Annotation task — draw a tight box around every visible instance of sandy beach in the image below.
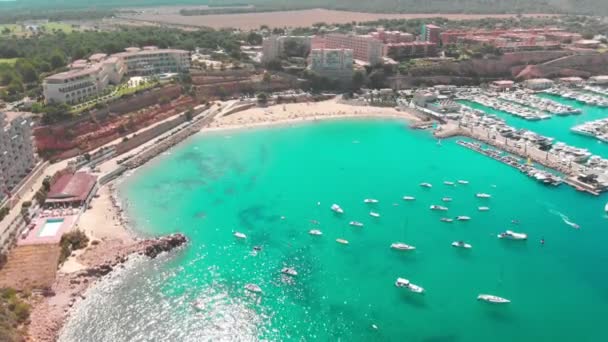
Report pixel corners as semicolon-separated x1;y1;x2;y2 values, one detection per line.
207;98;421;131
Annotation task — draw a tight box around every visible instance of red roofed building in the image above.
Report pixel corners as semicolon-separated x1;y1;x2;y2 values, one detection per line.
46;171;98;207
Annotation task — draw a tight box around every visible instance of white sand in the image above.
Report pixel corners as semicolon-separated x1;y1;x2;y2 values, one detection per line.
207;98;420;131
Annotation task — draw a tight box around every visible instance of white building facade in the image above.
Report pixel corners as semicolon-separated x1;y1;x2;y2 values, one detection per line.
0;112;36;199
309;48;354;83
43;47;190;104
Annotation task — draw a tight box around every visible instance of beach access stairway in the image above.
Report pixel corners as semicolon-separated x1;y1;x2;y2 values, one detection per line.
0;244;60;290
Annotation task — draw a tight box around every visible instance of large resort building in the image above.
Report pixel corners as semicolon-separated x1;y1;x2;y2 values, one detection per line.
0;111;37;201
43;46;190;104
308;48;354;83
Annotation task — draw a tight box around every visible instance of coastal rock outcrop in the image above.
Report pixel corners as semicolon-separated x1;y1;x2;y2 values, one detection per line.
143;233;188;258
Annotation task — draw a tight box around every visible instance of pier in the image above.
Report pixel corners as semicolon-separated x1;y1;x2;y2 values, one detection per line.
456;140;563;186
434;123;606;195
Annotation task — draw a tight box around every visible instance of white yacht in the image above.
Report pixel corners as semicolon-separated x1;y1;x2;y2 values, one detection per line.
478;206;490;211
244;284;262;293
309;229;323;236
364;199;379;203
336;238;349;245
452;241;472;249
395;277;410;288
331;204;344;214
281;267;298;276
407;282;425;294
370;211;380;217
430;205;448;211
458;180;469;185
605;202;608;214
456;216;471;221
442;197;453;202
403;196;416;201
498;230;528;240
440;218;454;223
395;278;424;293
444;181;455;186
420;182;433;188
477;294;510;304
476;193;491;198
349;221;364;227
234;232;247;239
390;242;416;251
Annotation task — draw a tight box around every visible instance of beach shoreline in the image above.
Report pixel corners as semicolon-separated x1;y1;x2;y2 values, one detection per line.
26;99;422;341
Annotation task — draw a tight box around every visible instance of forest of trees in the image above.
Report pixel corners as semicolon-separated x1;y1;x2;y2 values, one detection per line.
0;27;242;102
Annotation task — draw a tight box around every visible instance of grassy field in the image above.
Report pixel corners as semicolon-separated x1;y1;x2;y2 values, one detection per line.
0;22;75;36
0;58;18;66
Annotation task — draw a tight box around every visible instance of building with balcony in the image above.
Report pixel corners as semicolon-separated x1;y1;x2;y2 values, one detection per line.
308;48;354;83
371;28;414;44
43;47;190;104
0;111;36;201
421;24;441;44
322;33;384;65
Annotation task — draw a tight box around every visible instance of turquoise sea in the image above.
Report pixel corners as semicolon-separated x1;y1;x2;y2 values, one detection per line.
60;114;608;341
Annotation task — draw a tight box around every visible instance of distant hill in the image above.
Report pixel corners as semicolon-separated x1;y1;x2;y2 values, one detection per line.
0;0;606;15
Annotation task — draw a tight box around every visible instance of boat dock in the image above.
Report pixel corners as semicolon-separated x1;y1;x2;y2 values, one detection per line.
457;140;563;186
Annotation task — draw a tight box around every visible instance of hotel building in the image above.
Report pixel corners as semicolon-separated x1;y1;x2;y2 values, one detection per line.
0;111;36;200
308;48;354;83
322;33;384;65
43;47;190;104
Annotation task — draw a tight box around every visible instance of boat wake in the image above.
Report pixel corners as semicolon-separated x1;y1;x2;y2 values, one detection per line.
549;209;580;229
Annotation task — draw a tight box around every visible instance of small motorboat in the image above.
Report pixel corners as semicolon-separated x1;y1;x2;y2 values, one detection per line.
403;196;416;201
498;230;528;240
281;267;298;276
442;197;453;202
440;218;454;223
476;193;491;198
364;199;379;203
331;204;344;214
456;216;471;221
370;211;380;217
234;232;247;239
430;205;448;211
336;238;349;245
605;202;608;214
390;242;416;251
444;181;455;186
420;182;432;188
478;206;490;211
395;277;410;288
458;180;469;185
451;241;472;249
309;229;323;236
407;283;425;294
244;284;262;293
477;294;510;304
349;221;364;227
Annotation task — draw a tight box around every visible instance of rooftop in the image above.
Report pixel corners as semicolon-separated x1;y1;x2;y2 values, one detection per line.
47;172;97;204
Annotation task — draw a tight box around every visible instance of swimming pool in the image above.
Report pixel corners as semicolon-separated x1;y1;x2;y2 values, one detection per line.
38;218;64;237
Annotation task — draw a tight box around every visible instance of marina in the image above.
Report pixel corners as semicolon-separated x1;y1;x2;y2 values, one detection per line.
544;87;608;107
571;118;608;143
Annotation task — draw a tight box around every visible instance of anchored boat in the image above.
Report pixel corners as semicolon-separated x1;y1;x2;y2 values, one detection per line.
477;294;510;304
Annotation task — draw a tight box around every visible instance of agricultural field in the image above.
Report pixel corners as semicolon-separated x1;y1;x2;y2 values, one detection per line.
117;8;558;30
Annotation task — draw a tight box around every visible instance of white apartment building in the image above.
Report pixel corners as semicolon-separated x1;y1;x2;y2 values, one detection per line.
309;48;354;83
0;111;36;199
43;46;190;104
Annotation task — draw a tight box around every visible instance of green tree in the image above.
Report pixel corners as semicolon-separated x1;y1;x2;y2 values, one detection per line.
256;92;268;105
49;52;66;69
352;71;365;90
15;59;38;83
246;32;263;45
